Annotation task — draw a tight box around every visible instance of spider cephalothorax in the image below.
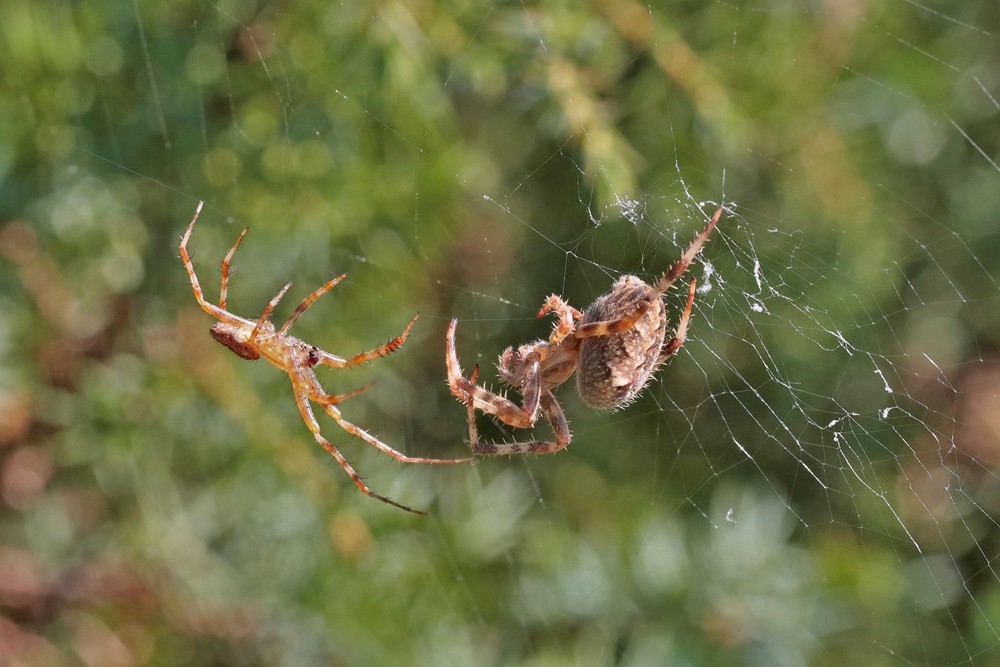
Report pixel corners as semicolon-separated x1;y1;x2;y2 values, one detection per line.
180;202;470;514
447;205;723;455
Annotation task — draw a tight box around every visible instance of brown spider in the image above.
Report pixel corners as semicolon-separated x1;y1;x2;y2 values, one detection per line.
447;206;724;455
180;202;471;515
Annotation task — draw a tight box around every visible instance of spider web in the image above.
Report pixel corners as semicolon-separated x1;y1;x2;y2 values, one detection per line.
1;1;999;665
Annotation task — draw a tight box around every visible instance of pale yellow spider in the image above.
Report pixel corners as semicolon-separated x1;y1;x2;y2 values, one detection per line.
180;202;470;515
447;206;723;455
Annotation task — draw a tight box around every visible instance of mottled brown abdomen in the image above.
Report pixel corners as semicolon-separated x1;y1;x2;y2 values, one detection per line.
575;275;667;409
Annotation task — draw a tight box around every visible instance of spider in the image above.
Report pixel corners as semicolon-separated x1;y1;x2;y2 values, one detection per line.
446;205;723;455
179;202;471;515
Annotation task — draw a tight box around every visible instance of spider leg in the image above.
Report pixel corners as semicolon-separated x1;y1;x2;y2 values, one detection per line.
219;226;249;309
313;312;421;369
463;365;481;448
653;205;722;295
249;281;293;344
658;278;697;364
178;201;252;327
317;397;472;465
296;364;470;464
537;295;582;345
468;390;571;456
315;381;375;406
290;381;427;515
278;273;348;335
574;299;653;339
446;319;542;429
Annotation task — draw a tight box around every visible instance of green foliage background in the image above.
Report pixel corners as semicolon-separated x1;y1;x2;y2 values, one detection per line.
1;1;998;665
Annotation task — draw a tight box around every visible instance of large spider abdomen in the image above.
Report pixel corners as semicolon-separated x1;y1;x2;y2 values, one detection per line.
576;275;667;410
